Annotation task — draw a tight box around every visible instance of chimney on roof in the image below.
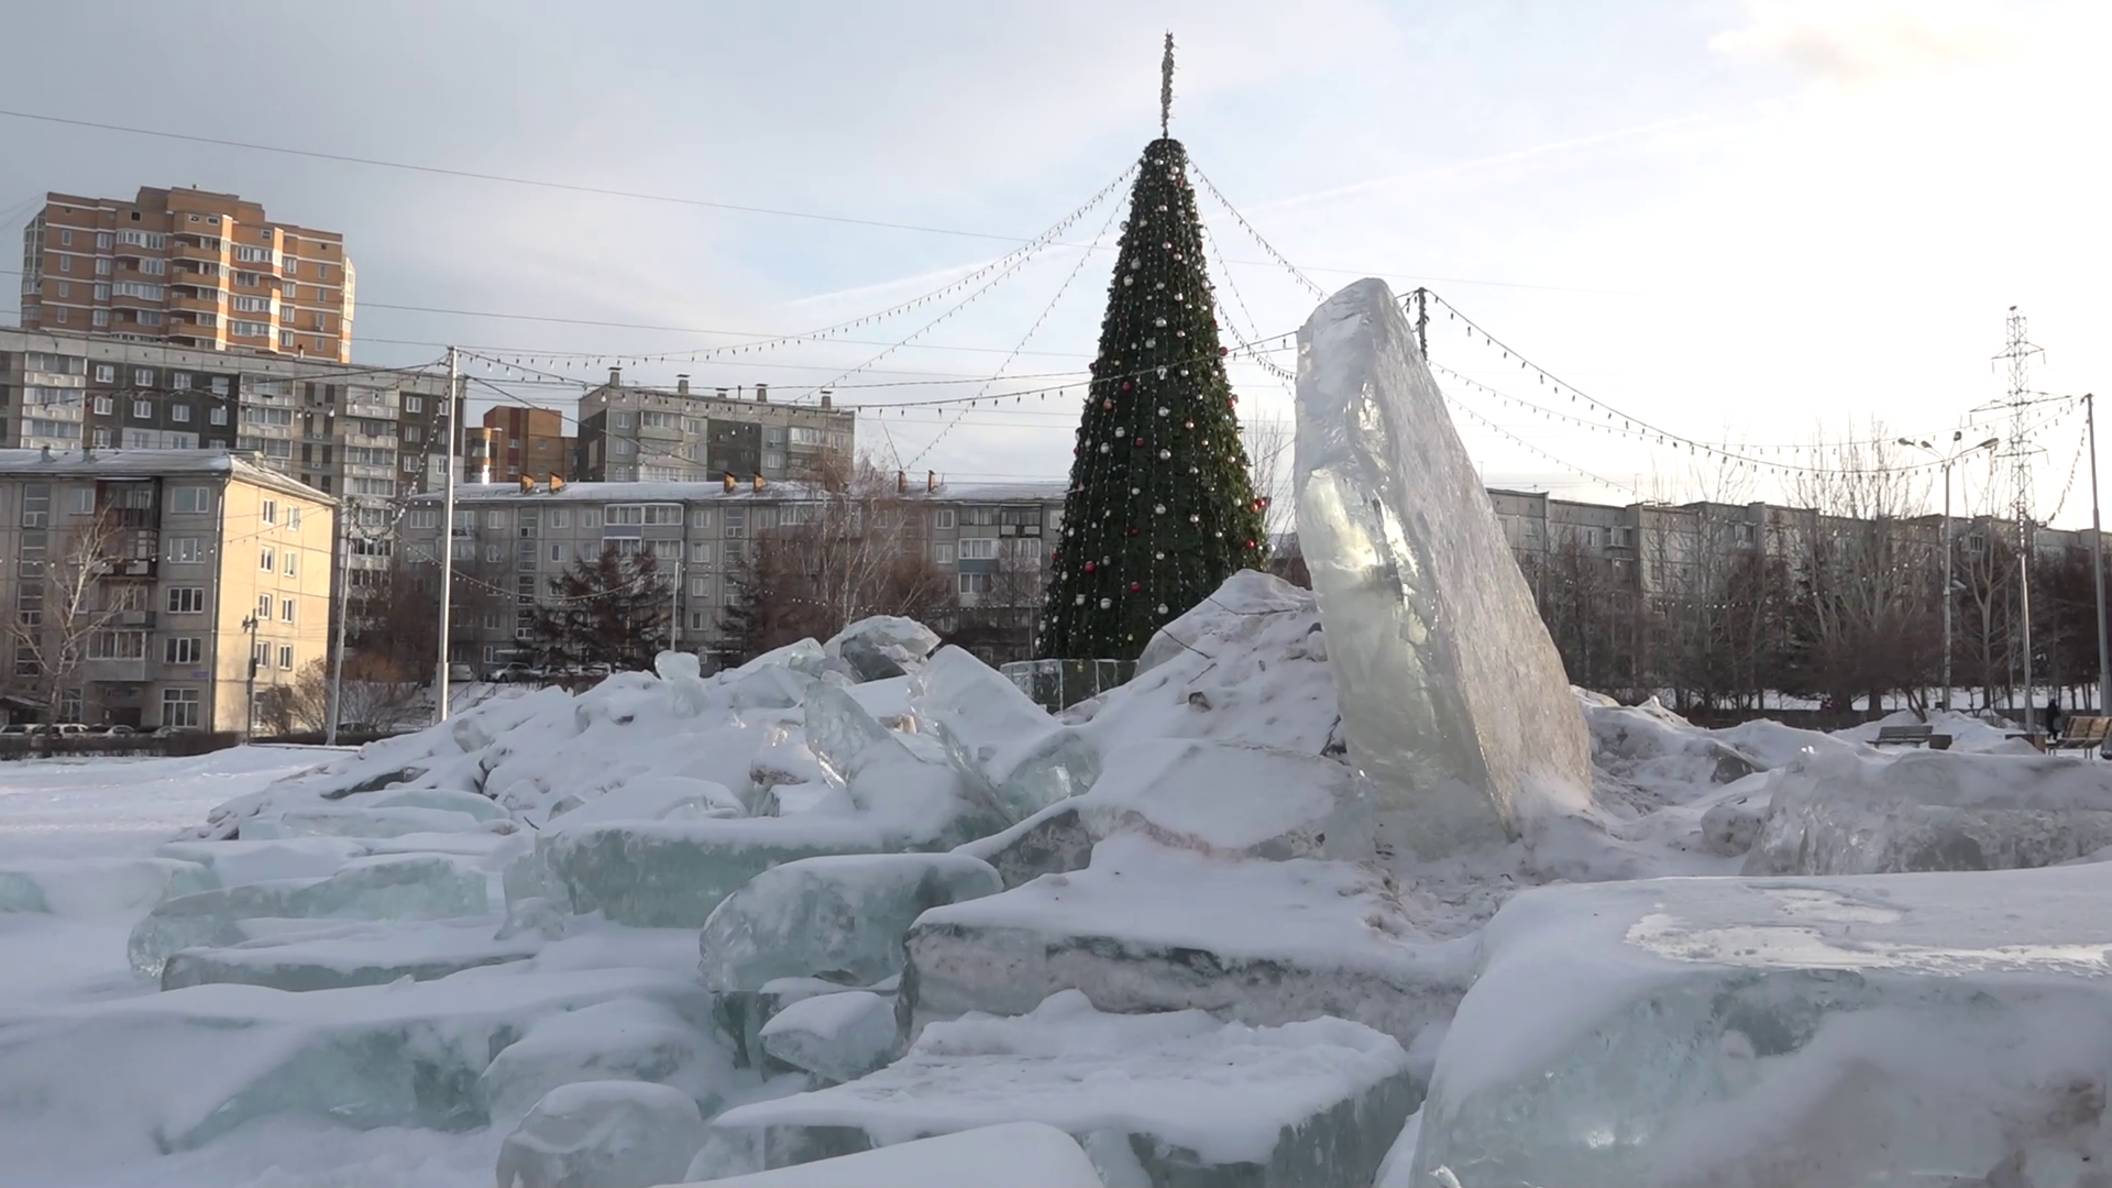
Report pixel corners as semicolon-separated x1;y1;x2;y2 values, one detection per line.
608;366;622;386
819;388;833;409
714;387;728;400
676;374;690;396
518;475;534;494
927;470;937;493
722;472;736;492
549;474;565;493
39;445;52;463
752;473;765;492
897;469;907;494
754;383;769;403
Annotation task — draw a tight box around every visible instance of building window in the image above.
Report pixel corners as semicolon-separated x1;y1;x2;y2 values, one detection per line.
550;509;568;528
165;637;202;665
172;372;191;390
133;368;151;387
171;486;212;514
278;645;294;670
289;506;302;530
259;545;275;571
93;396;114;415
410;510;436;529
257;594;272;620
59;228;72;246
959;538;999;560
958;572;992;595
132;399;152;419
95;364;115;383
172;404;192;424
167;587;206;614
210;406;228;426
283;551;297;577
161;689;201;728
403;395;423;413
934;509;957;530
87;630;146;660
261;499;277;525
935;542;956;564
168;537;203;563
485;510;506;529
280;598;296;622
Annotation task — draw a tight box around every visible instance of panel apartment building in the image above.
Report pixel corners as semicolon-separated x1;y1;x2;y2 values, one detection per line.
576;371;855;483
0;328;456;609
18;187;354;363
402;478;1064;670
0;449;333;731
466;407;574;485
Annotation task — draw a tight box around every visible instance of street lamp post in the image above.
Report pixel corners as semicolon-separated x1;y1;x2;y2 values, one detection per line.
240;612;260;742
1901;434;2000;712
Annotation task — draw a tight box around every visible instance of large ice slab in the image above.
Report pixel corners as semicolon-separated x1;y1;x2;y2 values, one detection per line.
1744;748;2112;875
960;738;1370;887
681;1121;1105;1188
823;615;940;682
128;853;490;978
0;856;215;916
707;990;1416;1187
1294;278;1592;856
1412;864;2112;1186
495;1080;708;1188
160;918;540;991
905;835;1473;1049
757;990;899;1084
911;646;1102;821
0;966;708;1176
699;852;1001;990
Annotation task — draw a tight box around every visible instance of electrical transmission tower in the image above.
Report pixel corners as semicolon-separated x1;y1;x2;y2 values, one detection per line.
1988;306;2046;720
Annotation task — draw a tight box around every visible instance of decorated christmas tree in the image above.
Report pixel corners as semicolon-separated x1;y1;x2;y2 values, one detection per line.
1037;37;1268;662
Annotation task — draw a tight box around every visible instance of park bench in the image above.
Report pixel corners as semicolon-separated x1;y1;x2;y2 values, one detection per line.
2051;715;2112;755
1874;724;1952;750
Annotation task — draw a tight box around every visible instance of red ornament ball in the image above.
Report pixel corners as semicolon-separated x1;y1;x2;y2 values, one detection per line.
1129;581;1142;593
1102;399;1114;411
1218;347;1229;357
1083;561;1096;573
1245;539;1258;550
1120;380;1134;392
1133;436;1144;447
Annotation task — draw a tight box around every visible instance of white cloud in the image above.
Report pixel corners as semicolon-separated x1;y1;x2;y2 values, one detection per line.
1710;0;2018;81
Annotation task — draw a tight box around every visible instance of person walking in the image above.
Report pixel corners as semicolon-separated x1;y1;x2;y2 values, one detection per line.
2044;696;2064;743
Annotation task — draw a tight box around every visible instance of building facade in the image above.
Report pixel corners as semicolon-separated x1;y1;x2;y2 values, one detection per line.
0;328;456;614
481;407;573;485
576;372;854;483
0;449;333;730
401;478;1063;670
19;187;355;363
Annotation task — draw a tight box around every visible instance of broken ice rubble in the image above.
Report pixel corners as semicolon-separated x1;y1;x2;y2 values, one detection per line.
495;1080;707;1188
824;615;939;681
1294;278;1592;856
912;645;1102;820
1744;748;2112;875
707;990;1418;1186
479;995;734;1125
0;856;214;916
159;918;540;991
699;852;1000;990
1412;864;2112;1186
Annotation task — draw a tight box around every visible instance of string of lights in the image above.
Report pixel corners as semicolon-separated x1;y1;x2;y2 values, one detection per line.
1439;390;1641;497
1187;164;1325;299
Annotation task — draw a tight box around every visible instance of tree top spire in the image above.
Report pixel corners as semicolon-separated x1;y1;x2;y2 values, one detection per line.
1160;32;1175;136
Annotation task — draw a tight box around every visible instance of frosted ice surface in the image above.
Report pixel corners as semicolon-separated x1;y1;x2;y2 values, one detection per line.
758;991;899;1084
241;805;489;839
128;853;490;977
801;683;905;786
680;1122;1105;1188
911;646;1101;820
824;616;940;682
0;856;214;916
160;918;540;991
699;852;1001;991
495;1080;707;1188
479;996;733;1125
157;838;370;886
1744;748;2112;875
546;775;742;828
906;835;1473;1049
708;990;1418;1187
1413;864;2112;1186
1294;279;1592;856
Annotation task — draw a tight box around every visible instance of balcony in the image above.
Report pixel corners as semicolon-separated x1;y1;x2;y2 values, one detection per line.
170;288;223;313
171;237;224;264
112;609;157;630
82;656;149;684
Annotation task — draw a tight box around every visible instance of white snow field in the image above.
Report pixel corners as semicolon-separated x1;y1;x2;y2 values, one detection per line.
4;284;2112;1187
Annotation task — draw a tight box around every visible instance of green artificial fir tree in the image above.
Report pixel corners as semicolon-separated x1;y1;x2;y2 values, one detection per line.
1037;35;1269;662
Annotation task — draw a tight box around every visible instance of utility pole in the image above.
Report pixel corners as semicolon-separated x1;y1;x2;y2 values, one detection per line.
2088;393;2110;713
325;501;351;744
436;347;460;723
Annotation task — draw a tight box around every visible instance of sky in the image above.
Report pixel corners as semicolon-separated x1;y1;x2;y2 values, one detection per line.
3;0;2108;524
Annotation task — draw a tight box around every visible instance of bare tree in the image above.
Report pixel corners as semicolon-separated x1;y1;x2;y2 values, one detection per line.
260;656;430;736
722;455;957;659
5;508;133;722
1243;418;1294;549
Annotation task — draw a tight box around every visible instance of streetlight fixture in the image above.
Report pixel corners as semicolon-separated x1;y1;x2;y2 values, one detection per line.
1900;434;2000;711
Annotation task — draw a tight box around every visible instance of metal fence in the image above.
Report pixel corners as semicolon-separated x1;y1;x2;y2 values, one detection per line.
1000;658;1137;712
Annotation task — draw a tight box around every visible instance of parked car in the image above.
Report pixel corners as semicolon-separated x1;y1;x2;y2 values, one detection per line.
447;662;476;683
488;662;533;683
41;724;90;737
87;724;137;736
151;725;197;738
581;662;613;678
0;724;32;737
